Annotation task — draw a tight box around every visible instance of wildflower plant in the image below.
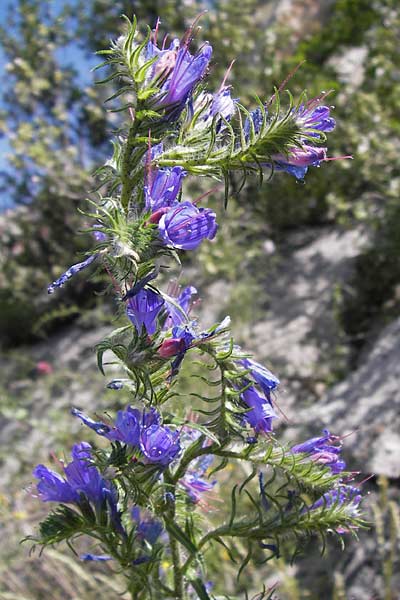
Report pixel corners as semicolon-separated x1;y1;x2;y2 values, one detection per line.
30;16;365;600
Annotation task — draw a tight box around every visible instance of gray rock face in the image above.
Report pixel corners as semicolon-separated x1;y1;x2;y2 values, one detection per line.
246;226;366;408
290;316;400;478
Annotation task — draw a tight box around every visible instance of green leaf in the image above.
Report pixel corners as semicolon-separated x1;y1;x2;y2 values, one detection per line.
189;578;212;600
165;521;198;556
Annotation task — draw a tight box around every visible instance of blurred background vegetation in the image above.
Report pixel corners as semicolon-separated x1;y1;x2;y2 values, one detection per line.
0;0;399;598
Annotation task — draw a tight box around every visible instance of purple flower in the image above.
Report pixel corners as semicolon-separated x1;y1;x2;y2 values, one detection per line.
126;288;165;335
33;442;121;527
241;386;277;434
92;225;108;243
144;166;186;213
210;87;236;121
131;507;163;545
308;485;362;521
291;429;346;474
244;107;264;139
164;285;197;329
140;423;181;466
272;145;327;180
193;87;237;131
33;465;80;504
72;407;180;467
72;406;150;447
148;39;212;112
295;103;336;137
158;201;218;250
48;254;98;294
181;454;216;503
241;358;280;400
80;554;112;561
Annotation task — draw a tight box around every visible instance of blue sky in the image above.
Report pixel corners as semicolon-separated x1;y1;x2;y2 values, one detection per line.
0;0;97;210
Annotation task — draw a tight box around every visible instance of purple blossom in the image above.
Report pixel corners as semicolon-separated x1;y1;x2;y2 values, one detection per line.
295;103;336;137
193;87;237;131
158;201;218;250
92;225;108;243
33;443;121;529
122;270;159;301
241;386;277;434
72;407;180;467
308;485;362;521
126;288;165;335
210;87;236;121
144;166;186;213
140;423;181;466
47;254;98;294
131;507;163;545
72;406;153;447
272;145;327;180
80;554;112;561
164;285;197;329
148;39;212;112
244;107;264;139
241;358;280;400
33;465;79;504
291;429;346;474
181;454;216;503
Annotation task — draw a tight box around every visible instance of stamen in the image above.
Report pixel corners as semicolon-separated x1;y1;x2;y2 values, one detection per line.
306;89;334;110
152;17;161;45
192;185;222;205
181;11;208;48
267;60;306;106
324;155;353;162
219;60;235;91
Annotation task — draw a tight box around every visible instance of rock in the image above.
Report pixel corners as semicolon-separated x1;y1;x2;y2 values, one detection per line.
288;316;400;478
246;225;366;409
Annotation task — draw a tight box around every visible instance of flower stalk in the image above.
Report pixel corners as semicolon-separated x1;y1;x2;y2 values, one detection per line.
28;14;366;599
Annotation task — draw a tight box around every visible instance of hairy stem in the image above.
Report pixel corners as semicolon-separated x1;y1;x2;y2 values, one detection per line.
120;119;140;213
164;469;184;599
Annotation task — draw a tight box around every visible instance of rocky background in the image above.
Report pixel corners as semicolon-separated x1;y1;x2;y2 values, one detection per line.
0;1;399;598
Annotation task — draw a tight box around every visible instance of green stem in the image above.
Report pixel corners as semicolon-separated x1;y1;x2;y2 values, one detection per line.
120;120;140;213
164;470;184;599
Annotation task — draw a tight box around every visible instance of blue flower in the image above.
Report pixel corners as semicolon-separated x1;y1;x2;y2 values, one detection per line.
308;485;362;519
80;554;112;561
241;386;277;434
72;406;145;446
47;254;98;294
181;454;216;503
240;358;280;400
291;429;346;474
272;145;327;180
131;507;163;545
126;288;165;335
72;407;181;467
244;107;264;140
33;443;122;532
140;422;181;466
164;285;197;329
158;201;218;250
144;166;186;213
92;225;108;242
147;38;212;113
192;86;237;131
33;464;80;504
295;103;336;137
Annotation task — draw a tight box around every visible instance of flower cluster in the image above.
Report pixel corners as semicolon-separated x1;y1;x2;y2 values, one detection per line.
34;442;123;534
72;407;181;467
